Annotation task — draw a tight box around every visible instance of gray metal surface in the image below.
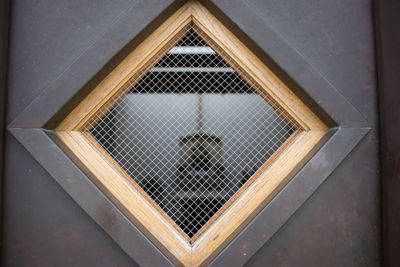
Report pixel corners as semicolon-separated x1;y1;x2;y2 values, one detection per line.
246;130;380;266
198;0;378;265
3;0;180;266
0;0;10;259
211;128;372;266
204;0;379;266
2;132;139;267
8;128;173;266
375;0;400;266
8;0;185;128
3;0;380;266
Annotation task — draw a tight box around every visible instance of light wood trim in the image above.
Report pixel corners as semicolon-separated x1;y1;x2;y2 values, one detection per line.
189;6;328;264
56;3;193;131
190;129;302;243
55;1;329;266
190;1;326;131
57;131;191;266
82;132;191;242
55;3;196;265
80;25;193;131
191;130;326;266
191;24;301;130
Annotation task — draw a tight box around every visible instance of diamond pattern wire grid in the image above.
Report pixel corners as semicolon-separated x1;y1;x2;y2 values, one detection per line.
81;22;302;244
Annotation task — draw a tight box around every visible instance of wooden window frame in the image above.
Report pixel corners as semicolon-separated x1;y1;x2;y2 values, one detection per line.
55;1;328;265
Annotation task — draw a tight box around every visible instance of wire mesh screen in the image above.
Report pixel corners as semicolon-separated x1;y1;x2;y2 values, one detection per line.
82;23;302;243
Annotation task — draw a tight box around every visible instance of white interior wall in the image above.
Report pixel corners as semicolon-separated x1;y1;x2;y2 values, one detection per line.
113;93;291;187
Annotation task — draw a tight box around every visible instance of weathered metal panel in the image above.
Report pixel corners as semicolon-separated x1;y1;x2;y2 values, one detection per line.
6;0;133;124
206;0;380;265
211;128;375;266
7;128;173;266
3;0;179;266
7;0;185;129
215;0;380;265
2;132;138;266
0;0;10;260
246;131;380;267
375;0;400;266
2;0;380;266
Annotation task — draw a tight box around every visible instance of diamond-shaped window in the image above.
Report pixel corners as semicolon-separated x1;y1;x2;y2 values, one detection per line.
56;1;327;266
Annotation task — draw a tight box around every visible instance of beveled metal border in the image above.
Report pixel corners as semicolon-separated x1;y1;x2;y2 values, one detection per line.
7;0;370;266
8;128;174;266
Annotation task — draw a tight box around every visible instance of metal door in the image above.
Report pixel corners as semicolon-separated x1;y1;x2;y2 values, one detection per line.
1;0;381;266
